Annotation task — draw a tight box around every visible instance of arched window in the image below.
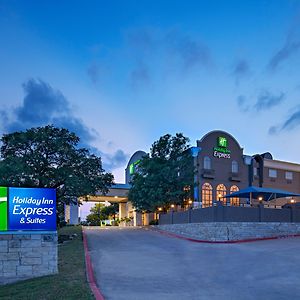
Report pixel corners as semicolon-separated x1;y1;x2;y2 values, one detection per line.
216;184;227;205
232;160;238;173
204;156;211;170
202;183;213;208
230;185;240;206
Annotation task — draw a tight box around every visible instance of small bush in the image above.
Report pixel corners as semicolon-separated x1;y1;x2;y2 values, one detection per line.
149;220;158;225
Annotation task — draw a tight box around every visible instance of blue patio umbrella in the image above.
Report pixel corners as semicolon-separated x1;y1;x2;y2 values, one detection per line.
223;186;300;203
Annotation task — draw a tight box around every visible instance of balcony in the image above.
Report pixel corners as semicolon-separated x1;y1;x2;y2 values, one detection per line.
201;169;215;179
229;172;241;182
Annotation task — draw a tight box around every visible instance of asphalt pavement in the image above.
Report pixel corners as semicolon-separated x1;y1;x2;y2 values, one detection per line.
85;227;300;300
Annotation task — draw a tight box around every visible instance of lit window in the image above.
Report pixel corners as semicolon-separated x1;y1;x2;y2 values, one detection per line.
204;156;211;170
232;161;238;173
216;184;226;205
269;169;277;178
285;171;293;180
202;183;212;208
230;185;240;206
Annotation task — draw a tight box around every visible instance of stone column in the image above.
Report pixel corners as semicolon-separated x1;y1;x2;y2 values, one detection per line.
64;204;70;223
143;213;150;225
133;211;143;226
119;203;127;219
70;203;79;225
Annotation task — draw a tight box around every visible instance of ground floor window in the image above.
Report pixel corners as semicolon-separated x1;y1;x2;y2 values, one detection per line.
216;184;227;205
202;183;212;208
230;185;240;206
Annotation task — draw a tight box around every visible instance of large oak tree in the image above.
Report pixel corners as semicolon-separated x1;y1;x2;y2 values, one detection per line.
0;125;114;218
128;133;193;212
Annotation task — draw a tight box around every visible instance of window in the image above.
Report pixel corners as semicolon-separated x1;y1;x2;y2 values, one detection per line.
216;184;227;205
204;156;211;170
269;169;277;178
285;171;293;180
253;167;258;176
232;161;238;173
202;183;213;208
230;185;240;206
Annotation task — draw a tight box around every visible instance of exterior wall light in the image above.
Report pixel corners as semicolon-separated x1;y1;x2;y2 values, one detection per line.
290;198;295;204
258;196;263;202
170;204;175;208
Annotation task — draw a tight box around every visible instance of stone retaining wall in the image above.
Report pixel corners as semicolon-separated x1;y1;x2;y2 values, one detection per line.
157;222;300;241
0;232;58;285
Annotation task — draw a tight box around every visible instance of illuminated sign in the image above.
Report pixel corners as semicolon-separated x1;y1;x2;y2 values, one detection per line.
0;187;56;231
213;136;231;159
129;160;141;175
218;137;228;148
0;187;8;231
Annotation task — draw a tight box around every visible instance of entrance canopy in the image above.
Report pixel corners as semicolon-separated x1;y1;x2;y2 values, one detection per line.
79;183;130;203
223;186;300;202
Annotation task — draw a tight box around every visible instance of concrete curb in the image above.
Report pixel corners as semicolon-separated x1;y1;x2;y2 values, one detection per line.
152;227;300;244
82;228;105;300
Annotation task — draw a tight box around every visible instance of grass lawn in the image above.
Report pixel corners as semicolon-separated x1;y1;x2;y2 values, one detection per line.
0;226;94;300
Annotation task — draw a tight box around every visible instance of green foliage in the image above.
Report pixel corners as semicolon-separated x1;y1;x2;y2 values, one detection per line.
128;133;193;212
86;203;104;226
0;125;114;218
101;203;119;220
149;220;158;225
86;203;119;226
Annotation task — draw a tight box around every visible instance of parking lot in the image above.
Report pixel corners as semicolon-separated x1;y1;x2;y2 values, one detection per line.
85;227;300;300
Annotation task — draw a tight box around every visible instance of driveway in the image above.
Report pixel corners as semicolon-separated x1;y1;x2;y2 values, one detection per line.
85;227;300;300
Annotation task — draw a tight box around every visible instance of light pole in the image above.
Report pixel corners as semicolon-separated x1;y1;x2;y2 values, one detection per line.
190;147;201;209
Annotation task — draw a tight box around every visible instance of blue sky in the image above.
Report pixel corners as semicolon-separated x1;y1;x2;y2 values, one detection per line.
1;0;300;182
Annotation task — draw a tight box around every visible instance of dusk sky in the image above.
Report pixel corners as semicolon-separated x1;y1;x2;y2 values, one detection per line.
1;0;300;183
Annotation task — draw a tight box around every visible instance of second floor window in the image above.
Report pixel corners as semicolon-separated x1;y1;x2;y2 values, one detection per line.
285;171;293;180
232;161;238;173
269;169;277;178
204;156;211;170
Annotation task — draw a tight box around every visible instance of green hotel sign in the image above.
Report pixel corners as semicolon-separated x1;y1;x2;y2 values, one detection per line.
218;136;228;148
213;136;231;159
0;187;8;231
129;160;141;175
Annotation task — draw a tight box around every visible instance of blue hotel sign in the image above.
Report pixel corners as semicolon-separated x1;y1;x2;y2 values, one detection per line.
0;187;56;231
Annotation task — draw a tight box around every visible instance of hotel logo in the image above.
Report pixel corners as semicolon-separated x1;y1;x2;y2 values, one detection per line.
218;137;228;148
0;187;8;231
213;137;231;159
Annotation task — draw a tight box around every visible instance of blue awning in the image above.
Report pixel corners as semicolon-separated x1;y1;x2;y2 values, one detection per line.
223;186;300;201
